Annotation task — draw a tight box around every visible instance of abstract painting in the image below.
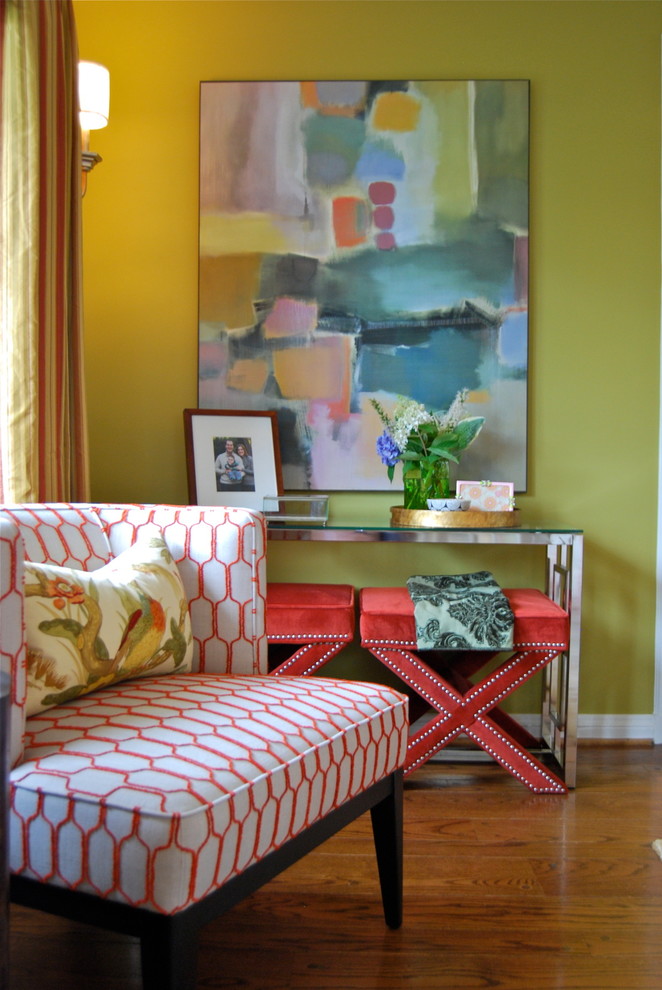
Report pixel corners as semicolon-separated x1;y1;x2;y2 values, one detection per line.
199;80;529;491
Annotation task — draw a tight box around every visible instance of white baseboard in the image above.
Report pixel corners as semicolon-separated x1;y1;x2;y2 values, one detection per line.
574;713;654;741
505;712;655;742
414;712;656;742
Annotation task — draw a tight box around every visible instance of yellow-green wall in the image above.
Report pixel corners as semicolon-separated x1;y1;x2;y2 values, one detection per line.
74;0;662;719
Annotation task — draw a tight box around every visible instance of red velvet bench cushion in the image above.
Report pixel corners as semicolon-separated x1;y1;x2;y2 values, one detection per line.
360;586;569;648
267;582;355;676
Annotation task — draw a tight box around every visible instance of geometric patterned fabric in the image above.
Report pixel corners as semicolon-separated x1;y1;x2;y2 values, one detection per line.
10;673;408;914
94;503;269;677
1;517;25;769
3;503;269;767
3;503;409;920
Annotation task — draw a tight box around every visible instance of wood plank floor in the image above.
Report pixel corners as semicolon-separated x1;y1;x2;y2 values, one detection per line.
9;744;662;989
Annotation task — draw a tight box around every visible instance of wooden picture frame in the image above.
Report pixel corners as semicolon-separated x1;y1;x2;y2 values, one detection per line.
184;409;283;510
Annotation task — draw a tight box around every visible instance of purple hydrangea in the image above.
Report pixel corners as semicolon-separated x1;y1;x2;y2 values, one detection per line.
376;431;400;467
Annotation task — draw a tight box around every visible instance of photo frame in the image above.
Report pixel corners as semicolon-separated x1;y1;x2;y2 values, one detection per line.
184;409;283;509
198;79;529;493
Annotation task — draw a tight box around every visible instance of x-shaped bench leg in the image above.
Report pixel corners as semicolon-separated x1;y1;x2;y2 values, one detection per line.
270;641;350;676
367;643;567;794
438;653;541;750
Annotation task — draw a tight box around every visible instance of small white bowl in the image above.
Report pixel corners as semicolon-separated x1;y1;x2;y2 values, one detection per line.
427;498;470;512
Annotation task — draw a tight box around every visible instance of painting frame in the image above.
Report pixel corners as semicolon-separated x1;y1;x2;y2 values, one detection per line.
198;79;529;493
184;409;283;509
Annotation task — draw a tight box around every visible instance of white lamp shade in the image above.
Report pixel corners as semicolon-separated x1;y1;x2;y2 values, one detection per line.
78;61;110;131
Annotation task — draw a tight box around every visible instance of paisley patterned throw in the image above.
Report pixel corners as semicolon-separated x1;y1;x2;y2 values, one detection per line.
406;571;514;650
24;535;193;715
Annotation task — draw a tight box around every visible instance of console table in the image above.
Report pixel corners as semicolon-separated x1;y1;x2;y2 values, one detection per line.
267;522;583;788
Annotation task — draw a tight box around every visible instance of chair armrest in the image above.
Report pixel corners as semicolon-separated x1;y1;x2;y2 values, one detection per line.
93;504;268;674
0;518;26;768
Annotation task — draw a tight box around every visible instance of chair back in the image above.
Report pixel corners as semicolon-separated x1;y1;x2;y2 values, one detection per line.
0;503;268;768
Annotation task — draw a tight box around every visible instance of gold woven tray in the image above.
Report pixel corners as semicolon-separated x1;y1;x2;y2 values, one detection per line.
390;507;521;529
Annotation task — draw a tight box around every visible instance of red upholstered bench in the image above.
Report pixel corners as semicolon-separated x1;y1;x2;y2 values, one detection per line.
360;586;570;793
267;582;355;676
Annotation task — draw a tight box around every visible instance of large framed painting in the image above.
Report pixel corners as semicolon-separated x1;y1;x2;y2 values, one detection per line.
199;79;529;492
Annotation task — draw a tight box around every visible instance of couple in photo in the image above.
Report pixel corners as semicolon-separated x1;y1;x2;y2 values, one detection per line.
215;438;255;492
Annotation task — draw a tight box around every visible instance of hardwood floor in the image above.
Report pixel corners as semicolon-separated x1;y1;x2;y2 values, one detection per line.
9;745;662;989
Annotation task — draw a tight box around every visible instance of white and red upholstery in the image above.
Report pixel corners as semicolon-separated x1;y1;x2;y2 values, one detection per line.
0;518;25;769
1;504;408;989
360;585;569;794
13;673;405;912
267;581;355;675
4;503;269;768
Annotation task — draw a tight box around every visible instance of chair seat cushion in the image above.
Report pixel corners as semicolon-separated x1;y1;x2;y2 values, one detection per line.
267;582;355;641
10;673;408;914
360;587;569;648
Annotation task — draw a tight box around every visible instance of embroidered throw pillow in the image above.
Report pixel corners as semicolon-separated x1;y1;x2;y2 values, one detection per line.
25;535;193;716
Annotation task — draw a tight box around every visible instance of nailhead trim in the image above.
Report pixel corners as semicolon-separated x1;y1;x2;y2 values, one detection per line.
372;647;456;707
464;726;566;793
470;648;558;714
362;637;567;650
369;642;567;792
407;718;461;764
270;642;346;676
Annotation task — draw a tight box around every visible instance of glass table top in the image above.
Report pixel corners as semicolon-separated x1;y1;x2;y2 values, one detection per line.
267;521;583;542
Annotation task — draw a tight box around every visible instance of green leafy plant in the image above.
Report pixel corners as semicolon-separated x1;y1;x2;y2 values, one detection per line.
371;391;485;487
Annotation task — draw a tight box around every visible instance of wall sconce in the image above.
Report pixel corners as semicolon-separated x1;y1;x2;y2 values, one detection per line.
78;61;110;193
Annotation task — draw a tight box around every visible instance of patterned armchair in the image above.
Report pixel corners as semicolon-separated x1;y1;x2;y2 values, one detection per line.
0;504;408;990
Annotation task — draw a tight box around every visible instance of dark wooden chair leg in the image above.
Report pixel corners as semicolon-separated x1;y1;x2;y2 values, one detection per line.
12;774;406;987
369;769;404;929
140;915;199;990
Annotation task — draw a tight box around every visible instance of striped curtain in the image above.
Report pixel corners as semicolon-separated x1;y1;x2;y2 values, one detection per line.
0;0;90;502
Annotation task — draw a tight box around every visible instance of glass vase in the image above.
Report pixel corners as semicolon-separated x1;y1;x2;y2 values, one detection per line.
402;460;451;510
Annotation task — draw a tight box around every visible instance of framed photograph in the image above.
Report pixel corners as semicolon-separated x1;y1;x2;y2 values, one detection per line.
198;79;529;493
184;409;283;509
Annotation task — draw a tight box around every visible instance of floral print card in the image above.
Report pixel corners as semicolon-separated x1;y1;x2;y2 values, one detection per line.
456;481;516;511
